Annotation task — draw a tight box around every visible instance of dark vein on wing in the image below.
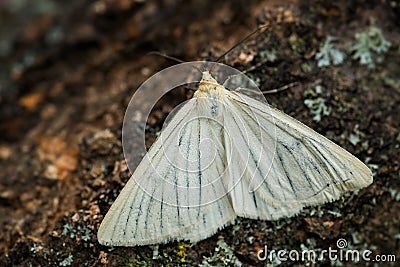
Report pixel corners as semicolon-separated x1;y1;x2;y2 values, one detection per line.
185;113;194;224
307;140;346;184
280;142;316;194
230;112;276;198
114;178;141;240
175;167;181;226
206;119;226;220
275;148;297;199
197;113;202;217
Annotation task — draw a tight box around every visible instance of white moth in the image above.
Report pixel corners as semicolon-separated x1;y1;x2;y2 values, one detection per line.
98;71;372;246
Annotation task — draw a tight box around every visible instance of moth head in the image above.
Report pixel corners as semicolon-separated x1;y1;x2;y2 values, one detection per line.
200;71;218;85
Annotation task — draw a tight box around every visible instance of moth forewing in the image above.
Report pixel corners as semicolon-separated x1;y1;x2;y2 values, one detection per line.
224;90;372;217
98;81;236;246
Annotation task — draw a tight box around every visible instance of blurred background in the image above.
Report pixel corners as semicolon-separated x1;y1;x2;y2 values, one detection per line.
0;0;399;266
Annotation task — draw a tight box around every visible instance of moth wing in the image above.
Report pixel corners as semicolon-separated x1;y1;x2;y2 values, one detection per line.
98;98;236;246
224;91;372;220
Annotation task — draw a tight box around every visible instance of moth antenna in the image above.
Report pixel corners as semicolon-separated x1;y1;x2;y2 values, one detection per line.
147;51;186;63
147;51;203;74
214;23;271;64
242;57;271;74
261;82;300;94
208;23;272;75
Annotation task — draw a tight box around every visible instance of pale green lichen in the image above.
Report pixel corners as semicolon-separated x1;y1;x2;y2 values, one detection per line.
315;36;346;67
304;85;332;123
350;25;391;69
388;188;400;202
59;254;73;266
364;157;379;176
61;224;93;247
259;49;277;62
199;236;242;267
349;133;361;146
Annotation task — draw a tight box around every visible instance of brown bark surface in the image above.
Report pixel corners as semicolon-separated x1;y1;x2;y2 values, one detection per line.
0;0;399;266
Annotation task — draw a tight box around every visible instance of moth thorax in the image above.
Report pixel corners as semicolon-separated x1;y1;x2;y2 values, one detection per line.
195;82;225;99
